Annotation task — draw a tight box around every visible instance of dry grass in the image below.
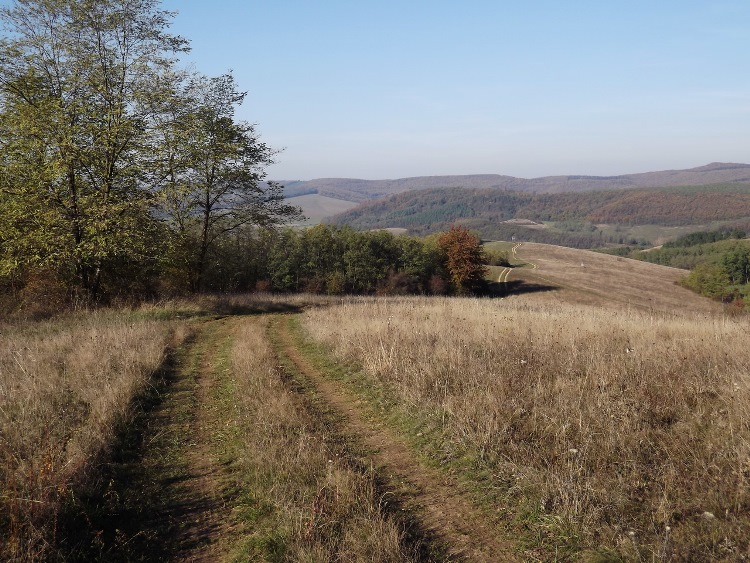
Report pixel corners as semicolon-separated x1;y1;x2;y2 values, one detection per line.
511;242;724;315
224;316;413;561
302;296;750;559
0;310;178;561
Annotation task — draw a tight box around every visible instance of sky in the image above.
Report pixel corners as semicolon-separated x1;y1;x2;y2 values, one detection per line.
20;1;750;180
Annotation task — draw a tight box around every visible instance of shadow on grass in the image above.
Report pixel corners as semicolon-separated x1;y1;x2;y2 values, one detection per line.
486;279;559;298
137;299;306;322
56;334;209;562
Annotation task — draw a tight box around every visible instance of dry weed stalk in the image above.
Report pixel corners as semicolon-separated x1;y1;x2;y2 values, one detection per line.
0;311;174;561
303;296;750;559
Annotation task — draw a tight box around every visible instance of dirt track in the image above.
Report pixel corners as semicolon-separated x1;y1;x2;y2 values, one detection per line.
271;316;518;562
90;313;518;561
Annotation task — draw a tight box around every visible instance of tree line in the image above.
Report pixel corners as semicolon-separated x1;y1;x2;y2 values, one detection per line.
169;224;488;297
0;1;493;313
0;0;302;307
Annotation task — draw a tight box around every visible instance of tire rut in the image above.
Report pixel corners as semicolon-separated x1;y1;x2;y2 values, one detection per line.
272;315;518;562
170;317;238;562
93;317;238;562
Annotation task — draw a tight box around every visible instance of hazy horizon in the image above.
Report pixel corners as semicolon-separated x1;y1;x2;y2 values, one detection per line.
102;1;750;180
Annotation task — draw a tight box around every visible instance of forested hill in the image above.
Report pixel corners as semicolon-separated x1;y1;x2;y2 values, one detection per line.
328;183;750;247
280;162;750;202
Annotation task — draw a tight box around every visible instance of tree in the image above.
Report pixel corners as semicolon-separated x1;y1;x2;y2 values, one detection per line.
722;248;750;285
158;73;302;291
437;225;487;295
0;0;188;299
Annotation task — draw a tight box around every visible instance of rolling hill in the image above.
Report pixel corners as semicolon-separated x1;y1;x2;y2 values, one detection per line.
326;183;750;248
280;162;750;203
287;193;359;225
501;242;723;315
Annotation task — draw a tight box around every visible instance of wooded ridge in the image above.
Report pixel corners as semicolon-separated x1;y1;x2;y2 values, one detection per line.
328;183;750;247
281;162;750;202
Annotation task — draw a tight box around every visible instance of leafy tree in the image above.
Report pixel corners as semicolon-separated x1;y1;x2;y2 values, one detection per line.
394;235;442;292
437;226;487;295
158;73;302;291
343;229;397;293
0;0;188;299
722;248;750;285
682;263;734;301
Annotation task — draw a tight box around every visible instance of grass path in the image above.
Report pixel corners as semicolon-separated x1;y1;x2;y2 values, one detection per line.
83;310;519;560
270;315;519;561
81;316;241;561
497;243;537;284
85;313;419;560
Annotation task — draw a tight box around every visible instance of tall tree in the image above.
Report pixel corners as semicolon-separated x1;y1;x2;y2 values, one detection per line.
0;0;188;299
159;73;302;291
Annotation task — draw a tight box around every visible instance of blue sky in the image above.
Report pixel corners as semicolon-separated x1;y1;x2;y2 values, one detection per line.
27;1;750;179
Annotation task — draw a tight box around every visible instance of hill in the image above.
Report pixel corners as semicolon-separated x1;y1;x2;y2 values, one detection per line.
287;193;359;225
501;242;722;315
328;184;750;247
280;162;750;203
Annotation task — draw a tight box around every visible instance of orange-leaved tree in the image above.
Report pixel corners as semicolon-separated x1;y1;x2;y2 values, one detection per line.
437;226;487;295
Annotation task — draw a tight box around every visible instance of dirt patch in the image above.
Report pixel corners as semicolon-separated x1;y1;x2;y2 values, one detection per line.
271;316;518;561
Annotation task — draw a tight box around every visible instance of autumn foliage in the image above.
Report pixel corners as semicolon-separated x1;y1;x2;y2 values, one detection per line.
437;226;487;295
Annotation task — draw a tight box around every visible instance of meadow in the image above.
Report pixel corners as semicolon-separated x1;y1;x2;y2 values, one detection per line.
3;286;748;560
0;308;180;560
302;295;750;559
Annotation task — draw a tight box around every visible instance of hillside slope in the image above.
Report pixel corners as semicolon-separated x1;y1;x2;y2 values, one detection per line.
505;242;722;315
328;184;750;247
287;193;358;225
280;162;750;202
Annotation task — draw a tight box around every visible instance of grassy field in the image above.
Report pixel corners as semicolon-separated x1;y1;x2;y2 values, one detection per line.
0;308;180;560
0;295;421;561
2;251;746;560
507;242;723;314
301;295;750;560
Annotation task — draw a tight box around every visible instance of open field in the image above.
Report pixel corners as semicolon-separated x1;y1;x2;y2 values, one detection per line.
287;193;359;225
0;296;431;561
2;269;744;560
302;295;750;560
504;242;724;314
0;309;179;560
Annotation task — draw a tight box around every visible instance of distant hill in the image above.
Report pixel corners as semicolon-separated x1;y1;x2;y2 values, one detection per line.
327;183;750;248
279;162;750;203
287;194;358;225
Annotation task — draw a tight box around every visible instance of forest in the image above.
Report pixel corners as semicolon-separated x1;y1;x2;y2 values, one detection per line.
330;184;750;247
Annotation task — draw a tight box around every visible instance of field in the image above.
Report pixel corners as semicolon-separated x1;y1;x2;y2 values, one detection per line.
503;242;723;314
286;193;359;225
2;247;748;561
